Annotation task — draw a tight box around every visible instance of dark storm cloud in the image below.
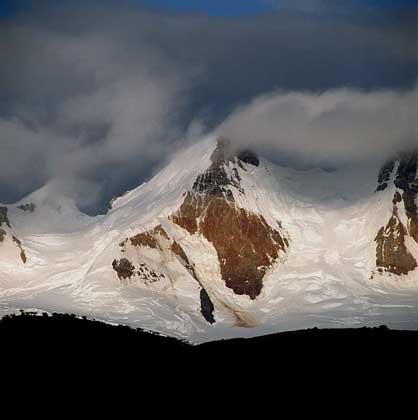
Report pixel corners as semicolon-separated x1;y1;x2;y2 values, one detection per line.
0;0;416;212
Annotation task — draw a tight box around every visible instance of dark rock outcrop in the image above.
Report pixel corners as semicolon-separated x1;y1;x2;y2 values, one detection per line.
393;153;418;244
136;262;165;285
130;225;169;248
0;206;27;263
0;206;10;242
116;224;217;323
112;258;135;280
375;193;417;275
0;206;11;228
375;153;418;275
170;138;289;299
171;193;288;299
12;236;27;264
200;288;215;324
192;138;243;198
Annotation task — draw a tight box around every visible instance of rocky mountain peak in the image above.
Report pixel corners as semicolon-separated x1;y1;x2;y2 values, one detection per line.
192;137;259;200
111;135;289;327
169;137;288;300
375;151;418;276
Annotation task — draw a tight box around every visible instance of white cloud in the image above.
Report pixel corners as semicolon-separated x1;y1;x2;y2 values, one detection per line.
219;85;418;166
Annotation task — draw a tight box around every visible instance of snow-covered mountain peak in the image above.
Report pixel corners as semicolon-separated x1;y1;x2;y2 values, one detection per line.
108;136;217;213
2;137;418;343
8;181;93;235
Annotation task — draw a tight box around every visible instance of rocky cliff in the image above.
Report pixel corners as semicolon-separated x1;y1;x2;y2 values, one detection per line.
375;153;418;276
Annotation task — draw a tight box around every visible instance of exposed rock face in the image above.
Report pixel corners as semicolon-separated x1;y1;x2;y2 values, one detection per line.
0;206;27;263
170;138;289;299
0;206;10;242
114;224;216;323
112;258;135;280
200;288;215;324
171;193;287;298
393;153;418;244
375;153;418;275
375;193;417;275
136;262;166;285
0;207;11;227
128;225;196;277
130;225;169;248
12;236;27;264
114;227;169;283
192;138;242;199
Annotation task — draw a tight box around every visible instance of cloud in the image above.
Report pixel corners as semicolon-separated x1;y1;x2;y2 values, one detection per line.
0;3;193;211
0;0;416;212
270;0;417;14
218;84;418;166
0;118;51;198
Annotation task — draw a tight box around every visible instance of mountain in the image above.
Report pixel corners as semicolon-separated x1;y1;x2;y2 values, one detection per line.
375;154;418;276
1;137;418;343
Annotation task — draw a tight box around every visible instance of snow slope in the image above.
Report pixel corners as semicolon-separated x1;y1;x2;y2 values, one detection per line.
1;136;418;344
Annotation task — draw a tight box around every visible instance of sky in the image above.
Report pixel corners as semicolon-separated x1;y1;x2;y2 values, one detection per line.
142;0;418;15
2;0;415;17
141;0;273;16
0;0;416;213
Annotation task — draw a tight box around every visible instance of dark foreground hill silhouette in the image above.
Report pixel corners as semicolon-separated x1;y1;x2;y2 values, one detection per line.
2;311;418;355
2;311;418;384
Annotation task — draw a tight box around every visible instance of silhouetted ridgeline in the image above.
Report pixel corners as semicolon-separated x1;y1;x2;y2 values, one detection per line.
1;312;418;358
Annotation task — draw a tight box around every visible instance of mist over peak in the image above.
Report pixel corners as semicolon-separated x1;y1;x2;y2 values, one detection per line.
0;0;416;214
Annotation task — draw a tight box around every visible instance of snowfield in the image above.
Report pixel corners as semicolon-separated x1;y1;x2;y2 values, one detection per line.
1;136;418;344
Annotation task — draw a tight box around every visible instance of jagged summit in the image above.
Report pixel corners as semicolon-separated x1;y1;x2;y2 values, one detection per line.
170;137;288;299
191;137;257;198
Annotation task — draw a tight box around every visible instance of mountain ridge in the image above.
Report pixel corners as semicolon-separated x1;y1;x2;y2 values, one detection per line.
1;136;418;343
